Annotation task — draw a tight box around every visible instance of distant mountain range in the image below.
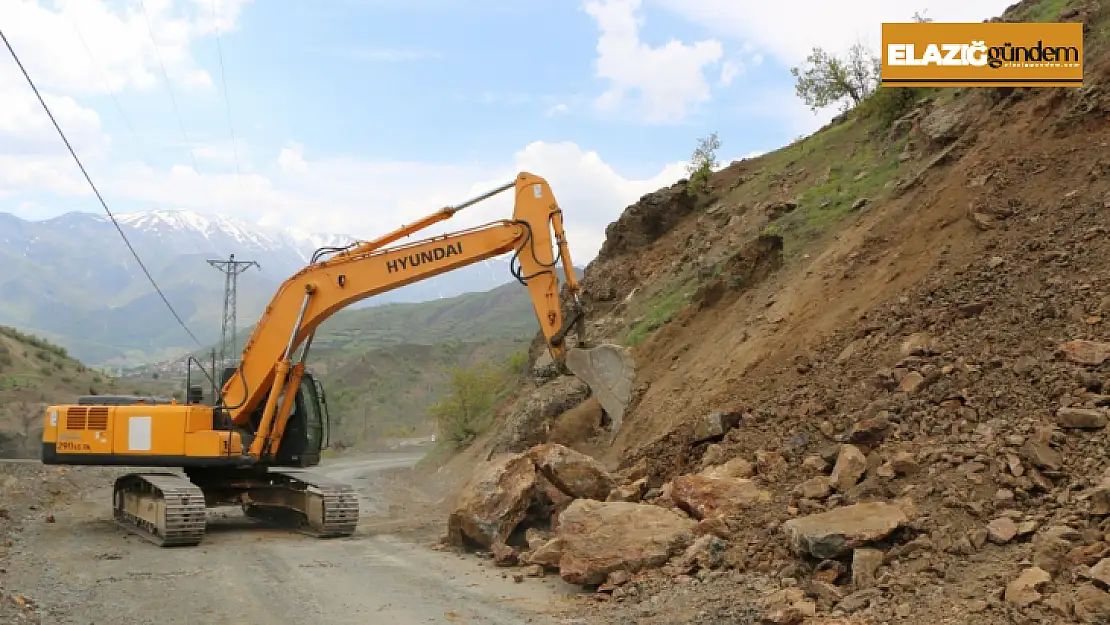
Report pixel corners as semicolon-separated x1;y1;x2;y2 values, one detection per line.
0;208;519;365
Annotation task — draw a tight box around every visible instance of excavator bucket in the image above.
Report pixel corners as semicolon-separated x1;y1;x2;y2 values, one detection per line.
565;343;635;444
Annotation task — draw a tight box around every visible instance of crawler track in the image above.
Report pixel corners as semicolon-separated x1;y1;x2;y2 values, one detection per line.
113;472;207;547
243;468;360;538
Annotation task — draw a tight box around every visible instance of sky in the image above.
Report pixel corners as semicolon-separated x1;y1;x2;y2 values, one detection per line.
0;0;1015;262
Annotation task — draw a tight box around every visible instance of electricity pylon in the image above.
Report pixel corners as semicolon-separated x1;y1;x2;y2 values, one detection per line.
206;253;259;370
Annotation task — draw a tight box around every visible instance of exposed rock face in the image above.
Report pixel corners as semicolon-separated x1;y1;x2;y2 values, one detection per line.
553;499;696;585
446;452;537;548
529;443;615;501
670;475;766;520
488;376;589;454
596;182;699;261
692;235;785;311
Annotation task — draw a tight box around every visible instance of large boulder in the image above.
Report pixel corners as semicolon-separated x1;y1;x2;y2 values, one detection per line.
781;501;911;559
529;443;615;501
446;452;537;548
553;499;697;585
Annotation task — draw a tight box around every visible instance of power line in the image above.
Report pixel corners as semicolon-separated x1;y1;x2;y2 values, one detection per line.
68;19;149;165
0;27;204;348
210;0;244;192
66;16;210;257
137;0;200;174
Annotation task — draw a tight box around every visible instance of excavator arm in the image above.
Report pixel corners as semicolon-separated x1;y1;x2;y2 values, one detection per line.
219;172;585;460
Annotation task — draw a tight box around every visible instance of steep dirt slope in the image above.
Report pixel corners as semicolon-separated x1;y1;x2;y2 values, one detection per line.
436;1;1110;622
578;5;1110;472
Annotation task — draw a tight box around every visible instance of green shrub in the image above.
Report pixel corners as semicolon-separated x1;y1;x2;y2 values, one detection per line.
427;362;503;447
858;87;930;128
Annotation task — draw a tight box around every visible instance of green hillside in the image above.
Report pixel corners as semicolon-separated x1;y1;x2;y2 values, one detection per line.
316;338;528;445
0;325;174;458
189;271;579;362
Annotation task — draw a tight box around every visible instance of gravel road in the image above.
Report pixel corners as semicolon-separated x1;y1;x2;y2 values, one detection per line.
2;451;586;625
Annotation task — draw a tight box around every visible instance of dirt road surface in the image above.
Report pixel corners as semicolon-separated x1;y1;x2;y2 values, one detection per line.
2;451;587;625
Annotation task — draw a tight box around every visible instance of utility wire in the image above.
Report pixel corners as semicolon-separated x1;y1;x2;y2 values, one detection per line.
210;0;244;191
68;17;152;171
0;27;204;348
70;23;147;164
67;20;209;257
138;0;200;174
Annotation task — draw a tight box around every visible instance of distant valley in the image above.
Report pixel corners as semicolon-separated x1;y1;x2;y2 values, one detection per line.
0;209;520;365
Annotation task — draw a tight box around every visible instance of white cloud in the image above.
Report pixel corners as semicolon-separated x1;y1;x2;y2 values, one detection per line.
584;0;724;123
8;139;687;262
0;0;250;96
0;0;694;265
719;60;741;86
654;0;1016;67
0;89;111;158
546;103;571;117
0;0;252;172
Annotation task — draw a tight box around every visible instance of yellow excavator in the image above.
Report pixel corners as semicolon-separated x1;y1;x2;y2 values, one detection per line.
39;172;631;547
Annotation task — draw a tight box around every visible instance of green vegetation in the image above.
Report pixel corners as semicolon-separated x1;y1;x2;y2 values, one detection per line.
0;323;171;457
790;42;879;113
624;278;698;347
760;130;908;253
0;326;69;360
426;349;528;449
686;132;721;196
1012;0;1068;22
294;338;529;447
428;363;503;447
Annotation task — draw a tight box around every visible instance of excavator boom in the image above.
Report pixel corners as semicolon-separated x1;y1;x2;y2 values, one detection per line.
221;172;584;458
39;170;632;548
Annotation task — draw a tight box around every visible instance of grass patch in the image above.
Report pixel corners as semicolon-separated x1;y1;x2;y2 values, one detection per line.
0;373;42;390
760;132;907;255
0;326;70;360
624;278;699;347
1013;0;1068;22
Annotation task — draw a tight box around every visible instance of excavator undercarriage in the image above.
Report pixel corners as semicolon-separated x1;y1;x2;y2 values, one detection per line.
112;468;359;547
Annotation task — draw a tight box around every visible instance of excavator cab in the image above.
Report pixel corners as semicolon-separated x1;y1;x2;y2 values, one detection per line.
271;373;328;468
218;367;330;468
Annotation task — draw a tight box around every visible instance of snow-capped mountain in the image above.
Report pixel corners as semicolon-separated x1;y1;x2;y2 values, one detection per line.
110;209;354;264
0;208;521;364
